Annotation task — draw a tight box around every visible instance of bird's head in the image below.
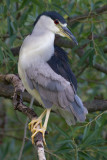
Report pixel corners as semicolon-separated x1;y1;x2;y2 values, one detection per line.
33;11;78;45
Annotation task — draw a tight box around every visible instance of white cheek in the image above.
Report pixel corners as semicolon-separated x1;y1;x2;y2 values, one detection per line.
47;21;59;33
37;16;60;33
52;25;60;33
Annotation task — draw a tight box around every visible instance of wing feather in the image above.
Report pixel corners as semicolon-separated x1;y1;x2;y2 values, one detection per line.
26;63;74;110
47;45;77;91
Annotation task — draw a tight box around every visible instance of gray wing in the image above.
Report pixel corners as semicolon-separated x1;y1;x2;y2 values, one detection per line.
26;63;87;125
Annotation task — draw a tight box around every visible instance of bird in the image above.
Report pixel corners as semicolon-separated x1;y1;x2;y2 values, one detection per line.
18;11;88;144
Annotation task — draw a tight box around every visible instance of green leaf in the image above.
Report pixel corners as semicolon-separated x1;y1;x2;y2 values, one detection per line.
55;125;70;138
0;47;4;63
0;39;17;63
79;48;94;66
89;49;95;65
83;126;88;140
79;24;84;35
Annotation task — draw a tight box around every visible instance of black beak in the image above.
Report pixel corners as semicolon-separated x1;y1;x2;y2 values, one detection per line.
62;27;78;45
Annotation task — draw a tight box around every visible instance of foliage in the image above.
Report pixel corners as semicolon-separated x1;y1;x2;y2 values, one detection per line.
0;0;107;159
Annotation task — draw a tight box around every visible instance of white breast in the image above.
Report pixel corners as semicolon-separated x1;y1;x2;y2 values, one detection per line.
19;30;55;70
18;29;55;105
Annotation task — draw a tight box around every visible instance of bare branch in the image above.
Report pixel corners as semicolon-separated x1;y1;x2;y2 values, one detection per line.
0;74;107;113
0;74;46;160
84;99;107;112
93;63;107;74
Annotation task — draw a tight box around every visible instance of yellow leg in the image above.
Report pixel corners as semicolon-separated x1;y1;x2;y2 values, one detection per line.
43;109;51;129
30;109;51;145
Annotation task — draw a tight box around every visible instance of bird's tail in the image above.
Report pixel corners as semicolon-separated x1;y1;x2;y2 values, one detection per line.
59;94;88;126
71;94;88;122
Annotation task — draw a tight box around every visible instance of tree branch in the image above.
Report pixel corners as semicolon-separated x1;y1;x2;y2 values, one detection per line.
0;74;46;160
93;63;107;74
68;5;107;25
85;99;107;112
0;74;107;113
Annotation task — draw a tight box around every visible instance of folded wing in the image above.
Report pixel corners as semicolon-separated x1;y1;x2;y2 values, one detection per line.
26;60;87;125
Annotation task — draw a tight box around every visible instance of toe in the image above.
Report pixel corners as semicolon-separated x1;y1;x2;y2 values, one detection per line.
30;128;46;145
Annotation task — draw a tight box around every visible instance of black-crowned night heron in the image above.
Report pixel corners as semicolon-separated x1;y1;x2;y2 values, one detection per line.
18;11;88;144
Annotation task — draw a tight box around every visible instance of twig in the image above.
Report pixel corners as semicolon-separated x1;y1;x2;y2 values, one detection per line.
0;133;22;141
18;97;34;160
45;149;62;160
82;110;107;127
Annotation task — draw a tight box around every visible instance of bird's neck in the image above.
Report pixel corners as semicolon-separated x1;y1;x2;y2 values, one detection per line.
19;26;55;68
31;28;55;61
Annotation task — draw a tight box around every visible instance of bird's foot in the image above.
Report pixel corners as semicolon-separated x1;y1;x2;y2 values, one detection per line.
28;110;46;132
28;118;42;133
28;117;42;133
28;118;46;145
31;126;46;145
28;109;50;145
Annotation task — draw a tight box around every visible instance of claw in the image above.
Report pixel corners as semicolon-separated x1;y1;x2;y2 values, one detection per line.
28;118;42;131
31;127;46;145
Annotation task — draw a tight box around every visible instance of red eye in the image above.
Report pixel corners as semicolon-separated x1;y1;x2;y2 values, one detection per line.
54;19;59;25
